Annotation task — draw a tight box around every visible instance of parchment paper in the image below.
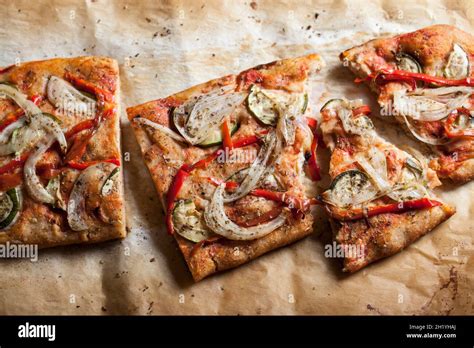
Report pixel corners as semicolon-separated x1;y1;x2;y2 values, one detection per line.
0;0;473;315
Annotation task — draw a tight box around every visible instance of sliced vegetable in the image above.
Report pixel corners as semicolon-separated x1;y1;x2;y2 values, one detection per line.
46;176;66;210
64;72;114;103
401;114;451;145
0;83;42;119
328;198;442;221
24;137;56;204
0;152;29;175
444;44;469;79
199;119;239;147
222;131;277;203
250;188;314;212
322;170;377;208
372;69;474;88
320;98;344;112
247;85;308;126
204;183;287;241
133;117;185;143
395;53;422;73
67;162;118;231
0;117;26;156
47;76;96;117
306;118;321;181
173;90;246;145
0;187;21;230
67;157;121;170
173;199;213;242
444;108;474;138
165;164;192;235
101;167;120;196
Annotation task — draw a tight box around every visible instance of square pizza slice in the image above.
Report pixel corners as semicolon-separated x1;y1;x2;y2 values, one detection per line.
340;25;474;183
127;54;324;281
319;98;455;272
0;57;125;247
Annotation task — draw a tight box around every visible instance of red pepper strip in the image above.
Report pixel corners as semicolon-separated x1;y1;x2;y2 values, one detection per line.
305;118;321;181
64;71;114;103
65;131;95;163
0;153;29;175
352;105;371;116
29;94;43;105
0;172;22;191
65;119;96;139
166;164;192;235
206;177;239;190
444;109;474;138
330;198;442;221
373;69;474;88
221;118;233;150
67;157;121;170
250;188;320;213
237;206;284;227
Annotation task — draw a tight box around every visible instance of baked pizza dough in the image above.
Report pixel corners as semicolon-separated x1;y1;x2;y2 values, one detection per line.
0;57;126;247
340;25;474;183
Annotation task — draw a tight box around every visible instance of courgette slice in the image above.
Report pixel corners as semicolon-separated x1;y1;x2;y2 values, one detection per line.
101;167;120;196
395;53;422;73
323;170;377;208
172;199;213;242
198;121;240;147
0;188;21;230
247;85;308;126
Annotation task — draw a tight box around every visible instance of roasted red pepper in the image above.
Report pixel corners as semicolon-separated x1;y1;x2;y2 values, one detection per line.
67;157;121;170
0;172;22;191
0;94;42;132
444;108;474;138
166;164;192;235
65;119;96;139
306;118;321;181
330;198;442;221
206;177;239;190
64;71;114;103
0;153;29;175
237;206;284;227
221;118;233;150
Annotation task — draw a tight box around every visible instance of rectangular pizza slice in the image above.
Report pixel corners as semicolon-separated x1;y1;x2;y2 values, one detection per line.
340;25;474;183
319;98;455;272
0;57;126;247
127;54;324;281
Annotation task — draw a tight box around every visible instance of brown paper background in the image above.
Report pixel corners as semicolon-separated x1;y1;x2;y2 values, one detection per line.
0;0;473;315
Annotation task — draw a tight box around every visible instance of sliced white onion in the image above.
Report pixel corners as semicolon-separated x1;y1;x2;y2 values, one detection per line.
47;76;96;117
0;117;26;155
356;152;391;193
67;162;117;231
401;114;451;145
393;87;473;122
24;137;56;204
30;114;67;154
274;94;303;146
133;117;186;143
0;84;42;119
444;44;469;79
204;183;287;241
223;131;277;203
174;90;246;145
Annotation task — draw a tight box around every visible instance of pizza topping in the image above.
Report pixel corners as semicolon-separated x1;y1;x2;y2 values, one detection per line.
47;76;96;117
46;176;66;210
401;114;451;145
173;199;213;242
247;84;308;126
200;118;239;148
133;117;185;143
355;147;391;193
371;69;474;88
204;183;287;241
328;197;442;221
444;44;470;79
322;170;377;208
0;83;43;119
395;53;422;73
67;162;118;231
393;87;473;122
0;187;21;230
24;137;57;204
222;131;277;203
173;88;246;145
444;108;474;138
305;117;321;181
322;98;375;137
0;117;26;156
101;167;120;196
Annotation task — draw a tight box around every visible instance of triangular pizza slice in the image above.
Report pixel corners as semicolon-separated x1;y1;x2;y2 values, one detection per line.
340;25;474;183
320;98;455;272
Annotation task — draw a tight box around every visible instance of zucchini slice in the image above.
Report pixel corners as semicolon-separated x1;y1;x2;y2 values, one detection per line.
0;188;21;230
247;85;308;126
320;98;344;112
323;170;377;208
198;121;240;147
173;200;213;242
395;53;422;73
